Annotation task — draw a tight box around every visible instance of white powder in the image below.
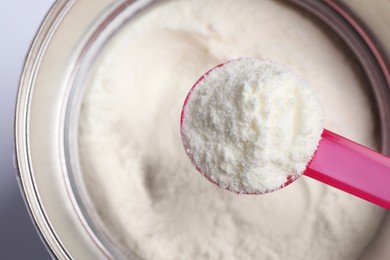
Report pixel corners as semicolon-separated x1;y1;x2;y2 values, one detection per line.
181;58;324;194
79;0;385;259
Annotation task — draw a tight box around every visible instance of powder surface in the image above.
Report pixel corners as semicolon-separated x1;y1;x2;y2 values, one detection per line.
181;58;324;193
79;0;385;259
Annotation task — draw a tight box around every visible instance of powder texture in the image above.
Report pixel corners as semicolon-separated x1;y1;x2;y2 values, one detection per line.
181;58;324;193
79;0;384;259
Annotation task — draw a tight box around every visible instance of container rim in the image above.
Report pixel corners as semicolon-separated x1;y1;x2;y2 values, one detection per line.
15;0;390;259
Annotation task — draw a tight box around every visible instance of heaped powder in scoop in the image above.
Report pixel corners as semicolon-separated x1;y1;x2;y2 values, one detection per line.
181;58;324;194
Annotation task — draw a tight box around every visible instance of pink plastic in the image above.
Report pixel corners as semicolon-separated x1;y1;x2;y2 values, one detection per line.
305;129;390;209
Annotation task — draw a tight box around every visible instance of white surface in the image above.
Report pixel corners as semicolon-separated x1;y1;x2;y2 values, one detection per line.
0;1;53;258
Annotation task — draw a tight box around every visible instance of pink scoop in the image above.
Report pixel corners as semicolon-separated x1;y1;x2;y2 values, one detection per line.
181;63;390;210
305;129;390;210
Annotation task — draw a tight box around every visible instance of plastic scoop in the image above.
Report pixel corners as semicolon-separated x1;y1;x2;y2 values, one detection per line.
304;129;390;209
181;63;390;210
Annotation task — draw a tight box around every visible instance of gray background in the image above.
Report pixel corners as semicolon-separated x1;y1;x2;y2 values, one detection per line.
0;1;53;258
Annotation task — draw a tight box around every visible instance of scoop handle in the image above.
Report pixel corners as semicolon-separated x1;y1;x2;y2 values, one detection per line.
304;129;390;209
